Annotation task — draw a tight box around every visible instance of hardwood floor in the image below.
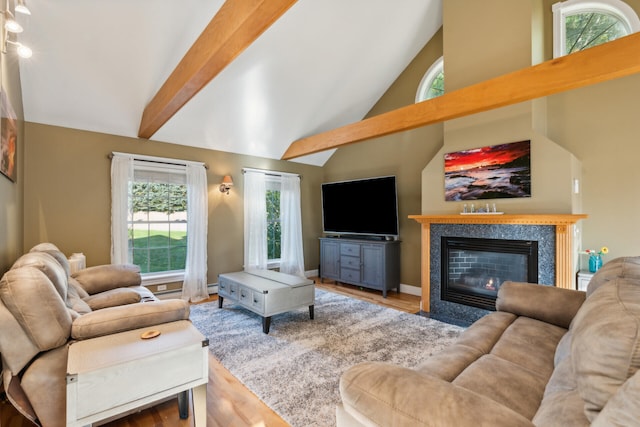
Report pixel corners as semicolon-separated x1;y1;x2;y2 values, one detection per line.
0;281;420;427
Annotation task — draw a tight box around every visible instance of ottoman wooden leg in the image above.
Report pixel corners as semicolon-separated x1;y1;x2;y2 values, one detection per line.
218;296;224;308
263;316;271;334
309;305;314;320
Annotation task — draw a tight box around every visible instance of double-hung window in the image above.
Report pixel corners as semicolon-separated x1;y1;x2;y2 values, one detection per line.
130;162;188;282
266;176;282;265
111;153;209;301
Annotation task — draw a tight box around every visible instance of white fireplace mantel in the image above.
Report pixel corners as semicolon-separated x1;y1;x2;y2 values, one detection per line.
409;214;588;312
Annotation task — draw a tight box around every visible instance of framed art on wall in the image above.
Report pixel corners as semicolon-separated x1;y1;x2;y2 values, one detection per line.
0;89;17;182
444;140;531;201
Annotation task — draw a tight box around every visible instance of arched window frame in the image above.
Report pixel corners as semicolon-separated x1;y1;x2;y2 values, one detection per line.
553;0;640;57
415;56;444;103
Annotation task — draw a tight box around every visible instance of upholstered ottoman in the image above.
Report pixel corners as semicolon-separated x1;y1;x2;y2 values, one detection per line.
218;269;315;333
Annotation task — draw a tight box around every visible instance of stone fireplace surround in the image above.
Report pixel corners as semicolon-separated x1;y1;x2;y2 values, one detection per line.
409;214;588;325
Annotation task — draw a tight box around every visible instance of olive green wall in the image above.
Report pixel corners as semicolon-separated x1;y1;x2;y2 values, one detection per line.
437;0;640;264
322;0;640;289
22;123;324;284
0;53;25;272
322;29;445;289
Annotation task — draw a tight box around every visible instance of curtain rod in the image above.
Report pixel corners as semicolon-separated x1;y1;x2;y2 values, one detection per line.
242;167;301;179
109;152;208;169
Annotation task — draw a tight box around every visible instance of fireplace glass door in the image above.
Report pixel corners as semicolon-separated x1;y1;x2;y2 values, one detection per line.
441;236;538;310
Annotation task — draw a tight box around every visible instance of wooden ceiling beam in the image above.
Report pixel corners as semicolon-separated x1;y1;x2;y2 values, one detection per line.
138;0;298;139
282;31;640;160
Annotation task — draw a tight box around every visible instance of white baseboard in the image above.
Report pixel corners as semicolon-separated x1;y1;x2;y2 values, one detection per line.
399;283;421;296
158;275;420;299
156;283;219;299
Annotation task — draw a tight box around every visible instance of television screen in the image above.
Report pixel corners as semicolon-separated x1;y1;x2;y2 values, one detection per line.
321;176;399;238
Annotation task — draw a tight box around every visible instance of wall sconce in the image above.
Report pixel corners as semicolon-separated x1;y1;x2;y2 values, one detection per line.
219;175;233;195
2;0;32;58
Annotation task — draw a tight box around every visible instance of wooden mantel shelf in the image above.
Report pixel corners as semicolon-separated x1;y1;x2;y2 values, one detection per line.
409;213;588;312
409;213;587;226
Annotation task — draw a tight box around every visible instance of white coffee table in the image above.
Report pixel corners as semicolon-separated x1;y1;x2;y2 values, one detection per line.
218;269;315;333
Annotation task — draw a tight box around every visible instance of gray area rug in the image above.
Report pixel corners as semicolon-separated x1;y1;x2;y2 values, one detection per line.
189;289;464;427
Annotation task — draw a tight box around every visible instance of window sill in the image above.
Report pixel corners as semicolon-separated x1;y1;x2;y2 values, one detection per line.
141;271;185;286
267;260;281;270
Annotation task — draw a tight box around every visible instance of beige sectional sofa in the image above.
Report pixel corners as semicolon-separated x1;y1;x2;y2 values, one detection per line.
337;256;640;426
0;243;192;426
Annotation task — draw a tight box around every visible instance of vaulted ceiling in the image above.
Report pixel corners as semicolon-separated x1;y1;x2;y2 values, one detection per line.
17;0;443;166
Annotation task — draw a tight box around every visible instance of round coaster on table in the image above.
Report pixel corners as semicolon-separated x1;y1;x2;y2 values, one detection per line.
140;330;161;340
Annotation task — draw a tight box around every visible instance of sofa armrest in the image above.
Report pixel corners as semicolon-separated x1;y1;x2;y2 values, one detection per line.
340;362;534;427
496;281;585;329
71;264;141;295
71;299;189;340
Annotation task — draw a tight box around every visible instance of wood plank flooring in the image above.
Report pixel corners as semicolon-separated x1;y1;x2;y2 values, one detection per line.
0;281;420;427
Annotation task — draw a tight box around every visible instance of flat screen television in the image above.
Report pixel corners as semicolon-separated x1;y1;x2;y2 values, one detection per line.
321;176;399;238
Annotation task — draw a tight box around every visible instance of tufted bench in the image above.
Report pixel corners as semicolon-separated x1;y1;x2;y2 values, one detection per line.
218;269;315;333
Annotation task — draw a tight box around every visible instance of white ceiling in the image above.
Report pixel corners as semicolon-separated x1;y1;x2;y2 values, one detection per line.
17;0;442;166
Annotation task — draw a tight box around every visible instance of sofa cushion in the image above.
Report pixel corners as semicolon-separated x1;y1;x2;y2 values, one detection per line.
12;252;68;301
417;312;516;381
491;316;566;379
571;272;640;421
65;282;92;315
587;256;640;297
591;370;640;426
340;361;534;427
72;264;141;295
533;352;590;426
452;354;548;420
29;243;71;278
84;287;142;310
0;267;72;352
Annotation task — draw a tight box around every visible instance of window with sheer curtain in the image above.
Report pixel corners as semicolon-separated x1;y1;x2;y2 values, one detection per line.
243;169;305;277
110;153;209;302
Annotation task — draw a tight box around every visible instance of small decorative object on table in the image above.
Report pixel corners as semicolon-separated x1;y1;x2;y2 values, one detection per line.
583;246;609;273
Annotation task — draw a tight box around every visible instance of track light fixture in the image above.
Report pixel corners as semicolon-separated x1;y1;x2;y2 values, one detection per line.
1;0;32;58
15;0;30;15
5;39;30;57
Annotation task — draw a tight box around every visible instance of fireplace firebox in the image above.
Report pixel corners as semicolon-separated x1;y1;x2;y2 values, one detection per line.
441;236;538;311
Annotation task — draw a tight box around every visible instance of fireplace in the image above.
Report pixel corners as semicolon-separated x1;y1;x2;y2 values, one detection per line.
410;214;587;326
441;236;538;311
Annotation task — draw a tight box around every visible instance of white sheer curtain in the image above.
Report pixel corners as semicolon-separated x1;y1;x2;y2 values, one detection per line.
110;154;133;264
182;164;209;302
243;171;268;270
280;175;305;277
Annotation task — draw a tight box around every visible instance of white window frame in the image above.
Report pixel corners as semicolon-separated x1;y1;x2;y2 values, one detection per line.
131;161;188;286
265;175;282;269
415;56;444;103
553;0;640;57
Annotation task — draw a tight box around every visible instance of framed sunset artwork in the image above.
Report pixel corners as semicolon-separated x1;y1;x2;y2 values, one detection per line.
0;90;17;182
444;140;531;201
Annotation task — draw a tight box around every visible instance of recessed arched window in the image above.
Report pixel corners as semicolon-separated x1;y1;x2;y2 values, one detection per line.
415;56;444;103
553;0;640;57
